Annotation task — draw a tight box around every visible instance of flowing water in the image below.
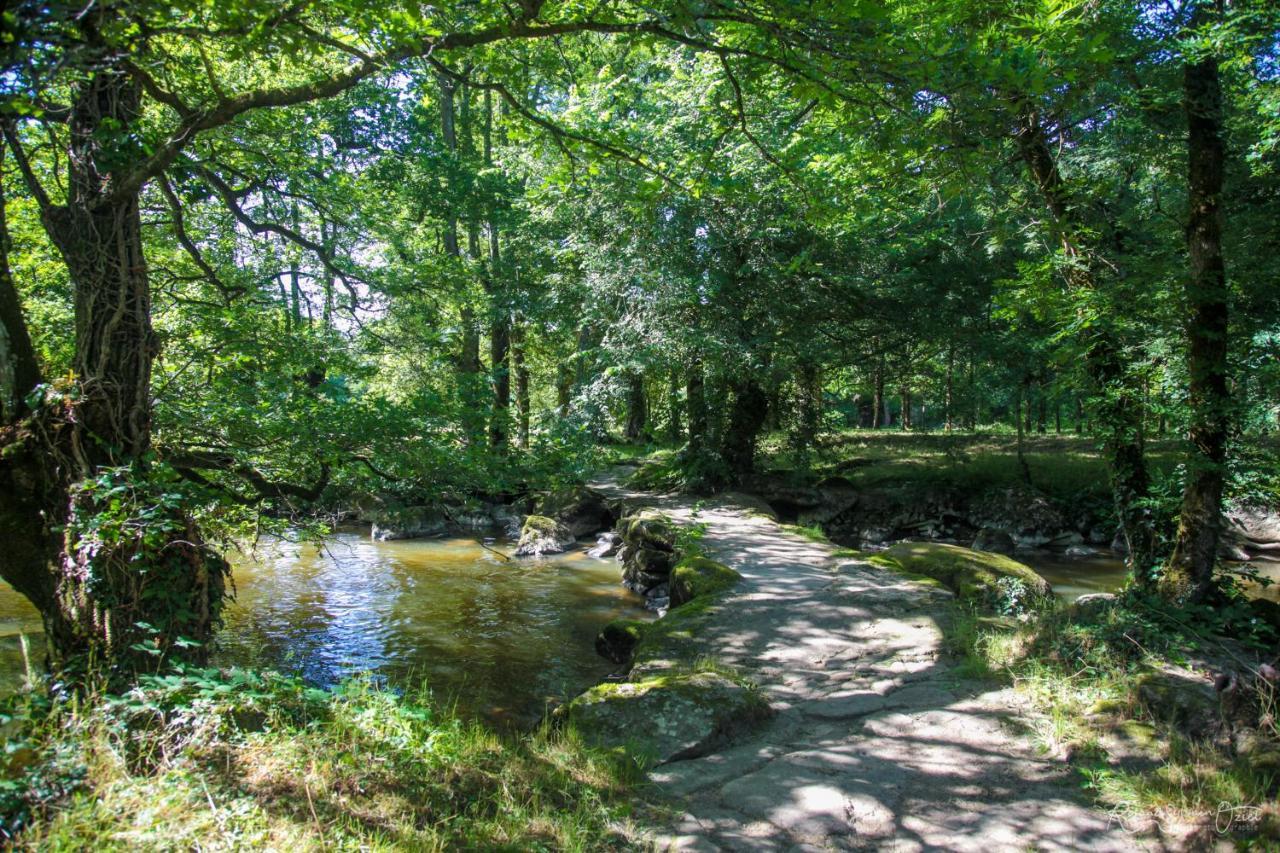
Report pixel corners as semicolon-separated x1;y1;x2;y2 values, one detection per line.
0;531;648;727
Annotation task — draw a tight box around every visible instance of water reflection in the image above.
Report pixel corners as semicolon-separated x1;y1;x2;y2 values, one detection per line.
0;532;648;728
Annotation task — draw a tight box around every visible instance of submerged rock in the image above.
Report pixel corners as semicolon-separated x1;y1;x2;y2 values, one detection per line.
561;671;771;764
514;515;575;557
595;619;646;664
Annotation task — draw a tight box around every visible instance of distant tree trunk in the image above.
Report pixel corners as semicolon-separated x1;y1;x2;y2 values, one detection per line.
872;356;885;429
721;379;769;480
1167;4;1230;602
945;346;954;433
796;361;822;465
1075;395;1084;435
686;359;707;453
512;321;530;448
1055;401;1062;435
666;371;683;445
483;91;509;452
1016;384;1032;485
624;371;647;442
556;364;572;418
1036;388;1047;435
899;388;911;431
967;350;977;429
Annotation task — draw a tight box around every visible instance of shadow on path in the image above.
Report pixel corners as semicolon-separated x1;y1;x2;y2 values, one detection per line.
591;473;1156;851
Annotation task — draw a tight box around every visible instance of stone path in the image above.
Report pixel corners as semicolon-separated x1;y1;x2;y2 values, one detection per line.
590;473;1153;852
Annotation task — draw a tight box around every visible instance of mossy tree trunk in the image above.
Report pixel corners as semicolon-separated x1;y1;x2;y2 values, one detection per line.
1167;1;1230;602
1;59;225;675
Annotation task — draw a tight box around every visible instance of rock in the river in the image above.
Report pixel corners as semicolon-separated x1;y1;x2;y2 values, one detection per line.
868;542;1054;613
587;532;622;559
595;619;646;664
371;506;449;541
1065;544;1100;557
538;487;615;539
514;515;575;557
561;671;772;764
972;527;1016;555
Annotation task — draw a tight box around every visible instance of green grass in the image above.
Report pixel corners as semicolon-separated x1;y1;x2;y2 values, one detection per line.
940;600;1280;840
1;670;642;851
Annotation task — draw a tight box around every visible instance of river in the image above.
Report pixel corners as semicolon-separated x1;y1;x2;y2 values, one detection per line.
0;531;649;727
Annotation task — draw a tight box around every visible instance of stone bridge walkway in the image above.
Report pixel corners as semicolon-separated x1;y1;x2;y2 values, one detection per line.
590;472;1153;852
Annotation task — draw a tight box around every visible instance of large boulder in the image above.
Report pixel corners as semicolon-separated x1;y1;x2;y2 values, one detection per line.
561;671;771;765
370;506;449;541
868;542;1054;613
514;515;575;557
538;487;615;539
972;486;1068;551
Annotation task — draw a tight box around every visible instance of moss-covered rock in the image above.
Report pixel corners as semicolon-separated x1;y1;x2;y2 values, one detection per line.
629;597;720;678
514;515;575;557
562;670;771;765
669;557;741;607
621;509;676;551
595;619;646;664
1135;670;1221;741
867;542;1053;613
536;487;614;539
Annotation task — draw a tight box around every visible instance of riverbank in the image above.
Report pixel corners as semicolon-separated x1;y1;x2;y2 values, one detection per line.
0;669;641;848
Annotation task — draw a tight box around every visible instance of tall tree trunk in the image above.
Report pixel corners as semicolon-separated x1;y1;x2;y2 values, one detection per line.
945;345;954;433
872;355;885;429
721;378;768;481
556;363;572;418
899;387;911;431
666;370;683;445
1167;2;1230;602
512;321;530;449
1014;102;1155;576
686;359;707;453
796;361;822;466
624;371;647;442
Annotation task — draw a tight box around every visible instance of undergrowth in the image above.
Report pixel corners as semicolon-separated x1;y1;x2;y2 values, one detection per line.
0;668;641;851
943;591;1280;842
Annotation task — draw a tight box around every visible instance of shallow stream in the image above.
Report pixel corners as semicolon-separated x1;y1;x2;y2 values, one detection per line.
0;531;648;727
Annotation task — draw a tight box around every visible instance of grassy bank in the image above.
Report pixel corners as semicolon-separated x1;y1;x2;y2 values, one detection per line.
1;669;642;850
944;592;1280;843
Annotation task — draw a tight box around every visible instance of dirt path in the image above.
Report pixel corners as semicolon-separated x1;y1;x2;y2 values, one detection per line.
590;473;1150;852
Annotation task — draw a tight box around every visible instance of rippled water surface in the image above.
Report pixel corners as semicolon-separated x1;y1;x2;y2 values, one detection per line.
0;532;648;726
